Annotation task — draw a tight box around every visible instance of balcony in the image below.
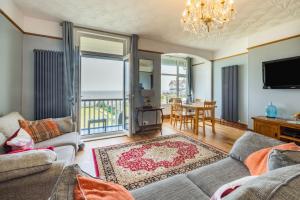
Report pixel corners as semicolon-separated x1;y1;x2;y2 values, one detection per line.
80;98;124;136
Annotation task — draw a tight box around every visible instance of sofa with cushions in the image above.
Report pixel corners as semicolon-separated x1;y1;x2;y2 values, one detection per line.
130;131;300;200
0;112;80;200
47;131;300;200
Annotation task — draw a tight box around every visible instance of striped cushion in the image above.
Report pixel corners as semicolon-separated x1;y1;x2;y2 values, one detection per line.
19;119;63;143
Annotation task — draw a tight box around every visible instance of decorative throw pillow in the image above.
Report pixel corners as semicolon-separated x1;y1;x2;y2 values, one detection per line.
210;176;257;200
0;112;24;138
54;116;74;133
268;149;300;171
19;119;63;143
244;143;300;176
74;175;134;200
4;128;34;152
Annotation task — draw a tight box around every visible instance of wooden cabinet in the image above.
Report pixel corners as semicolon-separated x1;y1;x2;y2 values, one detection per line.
252;116;300;143
253;119;280;139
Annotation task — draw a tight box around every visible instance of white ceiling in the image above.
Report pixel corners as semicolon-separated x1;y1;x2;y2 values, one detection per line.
13;0;300;51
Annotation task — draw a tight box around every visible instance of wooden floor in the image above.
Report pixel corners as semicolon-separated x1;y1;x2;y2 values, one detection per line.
75;120;246;176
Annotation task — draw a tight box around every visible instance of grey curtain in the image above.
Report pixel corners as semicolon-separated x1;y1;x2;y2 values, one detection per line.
131;34;139;135
222;65;239;122
186;57;193;103
34;49;64;120
62;21;75;118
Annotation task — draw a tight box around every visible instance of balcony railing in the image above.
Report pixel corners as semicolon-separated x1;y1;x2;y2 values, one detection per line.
80;98;124;136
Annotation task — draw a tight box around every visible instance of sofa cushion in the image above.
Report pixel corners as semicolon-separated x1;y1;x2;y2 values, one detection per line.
187;157;250;197
54;145;75;165
19;119;63;143
54;116;74;133
0;162;64;200
230;131;283;162
0;112;24;138
268;149;300;171
131;174;209;200
35;132;79;151
224;164;300;200
0;149;57;182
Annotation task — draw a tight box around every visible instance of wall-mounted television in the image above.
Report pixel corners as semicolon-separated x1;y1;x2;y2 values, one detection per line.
263;56;300;89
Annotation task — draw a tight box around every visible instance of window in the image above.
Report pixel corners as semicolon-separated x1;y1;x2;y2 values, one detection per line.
161;57;188;104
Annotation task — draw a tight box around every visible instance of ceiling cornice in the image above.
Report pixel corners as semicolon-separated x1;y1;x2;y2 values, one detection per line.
0;9;62;40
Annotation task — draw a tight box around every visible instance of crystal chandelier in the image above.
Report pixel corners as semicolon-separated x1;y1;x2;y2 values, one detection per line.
181;0;235;34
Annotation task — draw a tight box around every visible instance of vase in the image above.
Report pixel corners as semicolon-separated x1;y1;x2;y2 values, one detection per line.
265;102;277;118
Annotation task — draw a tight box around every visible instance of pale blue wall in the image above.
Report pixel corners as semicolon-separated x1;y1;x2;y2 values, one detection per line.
213;37;300;128
213;54;248;124
0;15;23;115
22;35;63;119
248;37;300;128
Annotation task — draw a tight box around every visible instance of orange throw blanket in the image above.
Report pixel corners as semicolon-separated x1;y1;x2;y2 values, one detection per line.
74;175;134;200
244;143;300;176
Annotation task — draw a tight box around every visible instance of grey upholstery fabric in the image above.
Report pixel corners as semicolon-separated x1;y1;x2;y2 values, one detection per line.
187;157;250;196
131;174;209;200
49;164;96;200
54;145;75;165
0;150;57;182
230;131;283;161
35;132;79;151
268;149;300;171
0;162;64;200
224;164;300;200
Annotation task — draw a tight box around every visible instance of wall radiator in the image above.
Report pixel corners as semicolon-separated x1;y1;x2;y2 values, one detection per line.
34;49;65;120
222;65;239;122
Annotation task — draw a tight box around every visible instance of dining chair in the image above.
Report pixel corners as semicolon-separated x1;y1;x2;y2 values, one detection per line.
170;99;194;130
194;101;216;134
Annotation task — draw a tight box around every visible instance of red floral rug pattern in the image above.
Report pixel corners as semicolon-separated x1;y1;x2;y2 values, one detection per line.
92;134;227;190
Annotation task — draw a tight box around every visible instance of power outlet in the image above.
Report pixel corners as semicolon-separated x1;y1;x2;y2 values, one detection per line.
143;121;149;125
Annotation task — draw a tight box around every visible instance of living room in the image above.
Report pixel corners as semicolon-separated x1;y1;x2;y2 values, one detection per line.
1;0;300;199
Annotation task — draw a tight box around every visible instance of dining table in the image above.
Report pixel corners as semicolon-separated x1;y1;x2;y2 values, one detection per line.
182;103;217;136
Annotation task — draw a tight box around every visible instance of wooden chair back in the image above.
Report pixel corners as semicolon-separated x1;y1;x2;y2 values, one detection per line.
171;98;183;116
204;101;216;118
195;98;203;103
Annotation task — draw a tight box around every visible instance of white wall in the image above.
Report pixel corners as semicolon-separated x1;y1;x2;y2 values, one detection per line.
192;57;212;101
139;38;214;61
214;19;300;59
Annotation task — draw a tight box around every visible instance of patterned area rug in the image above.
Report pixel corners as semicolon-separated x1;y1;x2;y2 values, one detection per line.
92;134;227;190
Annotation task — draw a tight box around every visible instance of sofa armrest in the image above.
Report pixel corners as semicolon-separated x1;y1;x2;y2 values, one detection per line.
0;150;57;182
230;131;284;162
0;162;65;200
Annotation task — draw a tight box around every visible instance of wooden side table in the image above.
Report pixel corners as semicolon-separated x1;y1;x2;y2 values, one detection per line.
136;107;164;134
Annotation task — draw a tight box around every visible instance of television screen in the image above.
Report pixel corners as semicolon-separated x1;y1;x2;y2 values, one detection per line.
263;56;300;89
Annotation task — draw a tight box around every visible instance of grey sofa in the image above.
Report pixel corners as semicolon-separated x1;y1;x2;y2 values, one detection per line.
131;131;300;200
0;112;79;200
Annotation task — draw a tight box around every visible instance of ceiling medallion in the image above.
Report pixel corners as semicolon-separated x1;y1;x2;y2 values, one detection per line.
181;0;236;35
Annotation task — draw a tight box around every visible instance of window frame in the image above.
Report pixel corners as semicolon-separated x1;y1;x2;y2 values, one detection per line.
161;60;187;104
